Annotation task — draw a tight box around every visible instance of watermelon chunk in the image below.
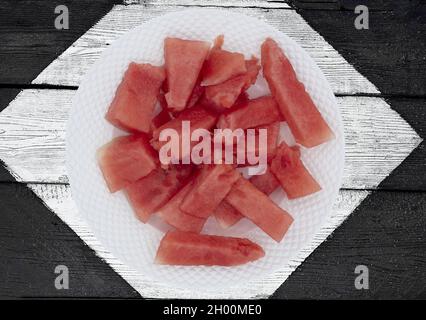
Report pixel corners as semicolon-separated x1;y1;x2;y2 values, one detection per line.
151;107;172;132
152;105;217;163
158;181;206;233
125;166;193;222
214;164;279;229
249;165;280;195
153;105;217;140
164;38;210;111
212;34;224;50
261;38;334;147
157;92;168;111
204;56;260;109
225;178;293;242
187;83;204;109
106;63;165;133
231;91;250;108
242;56;261;90
217;96;281;131
155;231;265;266
214;201;243;229
205;75;247;109
97;134;158;193
270;142;321;199
186;74;205;109
243;122;280;163
201;46;247;86
262;122;280;161
180;165;240;218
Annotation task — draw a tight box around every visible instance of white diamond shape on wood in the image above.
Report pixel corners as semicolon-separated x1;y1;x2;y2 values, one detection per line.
32;4;378;95
0;3;422;298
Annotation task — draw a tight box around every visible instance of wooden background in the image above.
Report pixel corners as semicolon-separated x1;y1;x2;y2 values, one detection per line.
0;0;425;299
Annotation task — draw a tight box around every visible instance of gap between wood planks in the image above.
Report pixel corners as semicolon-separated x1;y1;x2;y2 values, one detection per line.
1;83;425;99
124;0;291;9
2;180;426;194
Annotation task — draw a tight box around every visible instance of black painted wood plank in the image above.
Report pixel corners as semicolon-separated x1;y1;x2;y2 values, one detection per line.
0;1;424;98
291;1;426;97
289;1;426;189
1;183;424;298
0;0;118;181
0;0;119;86
289;0;422;11
273;190;426;299
0;182;140;298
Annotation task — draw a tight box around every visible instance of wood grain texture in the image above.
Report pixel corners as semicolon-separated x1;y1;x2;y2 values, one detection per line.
0;0;119;86
293;2;426;97
0;0;425;300
125;0;290;8
28;182;368;298
288;0;413;11
378;98;426;191
0;89;421;189
273;189;426;299
0;182;139;298
31;4;379;95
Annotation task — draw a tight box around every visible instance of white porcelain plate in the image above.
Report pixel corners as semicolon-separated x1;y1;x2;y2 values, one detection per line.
66;9;344;292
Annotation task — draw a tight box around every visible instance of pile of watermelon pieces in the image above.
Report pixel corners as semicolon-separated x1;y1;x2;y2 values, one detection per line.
98;36;334;267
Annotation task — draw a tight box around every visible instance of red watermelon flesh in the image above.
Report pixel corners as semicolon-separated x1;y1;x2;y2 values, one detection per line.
217;96;281;131
187;82;205;109
125;166;193;223
185;72;205;110
249;165;280;195
201;48;247;86
158;180;206;233
180;164;241;218
270;141;321;199
242;122;280;164
242;56;261;90
155;231;265;266
151;108;172;132
214;164;279;229
198;95;227;115
205;76;246;109
214;201;243;229
97;134;158;193
204;56;260;109
200;87;250;115
212;34;224;51
225;178;293;242
200;91;249;115
151;105;217;163
261;38;334;147
164;38;210;111
157;92;168;111
262;122;280;161
153;105;217;140
106;63;165;133
232;91;250;107
105;82;140;132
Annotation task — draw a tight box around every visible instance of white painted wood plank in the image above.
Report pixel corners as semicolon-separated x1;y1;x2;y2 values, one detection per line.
0;90;69;183
28;183;369;298
32;4;378;95
124;0;290;8
0;90;421;188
